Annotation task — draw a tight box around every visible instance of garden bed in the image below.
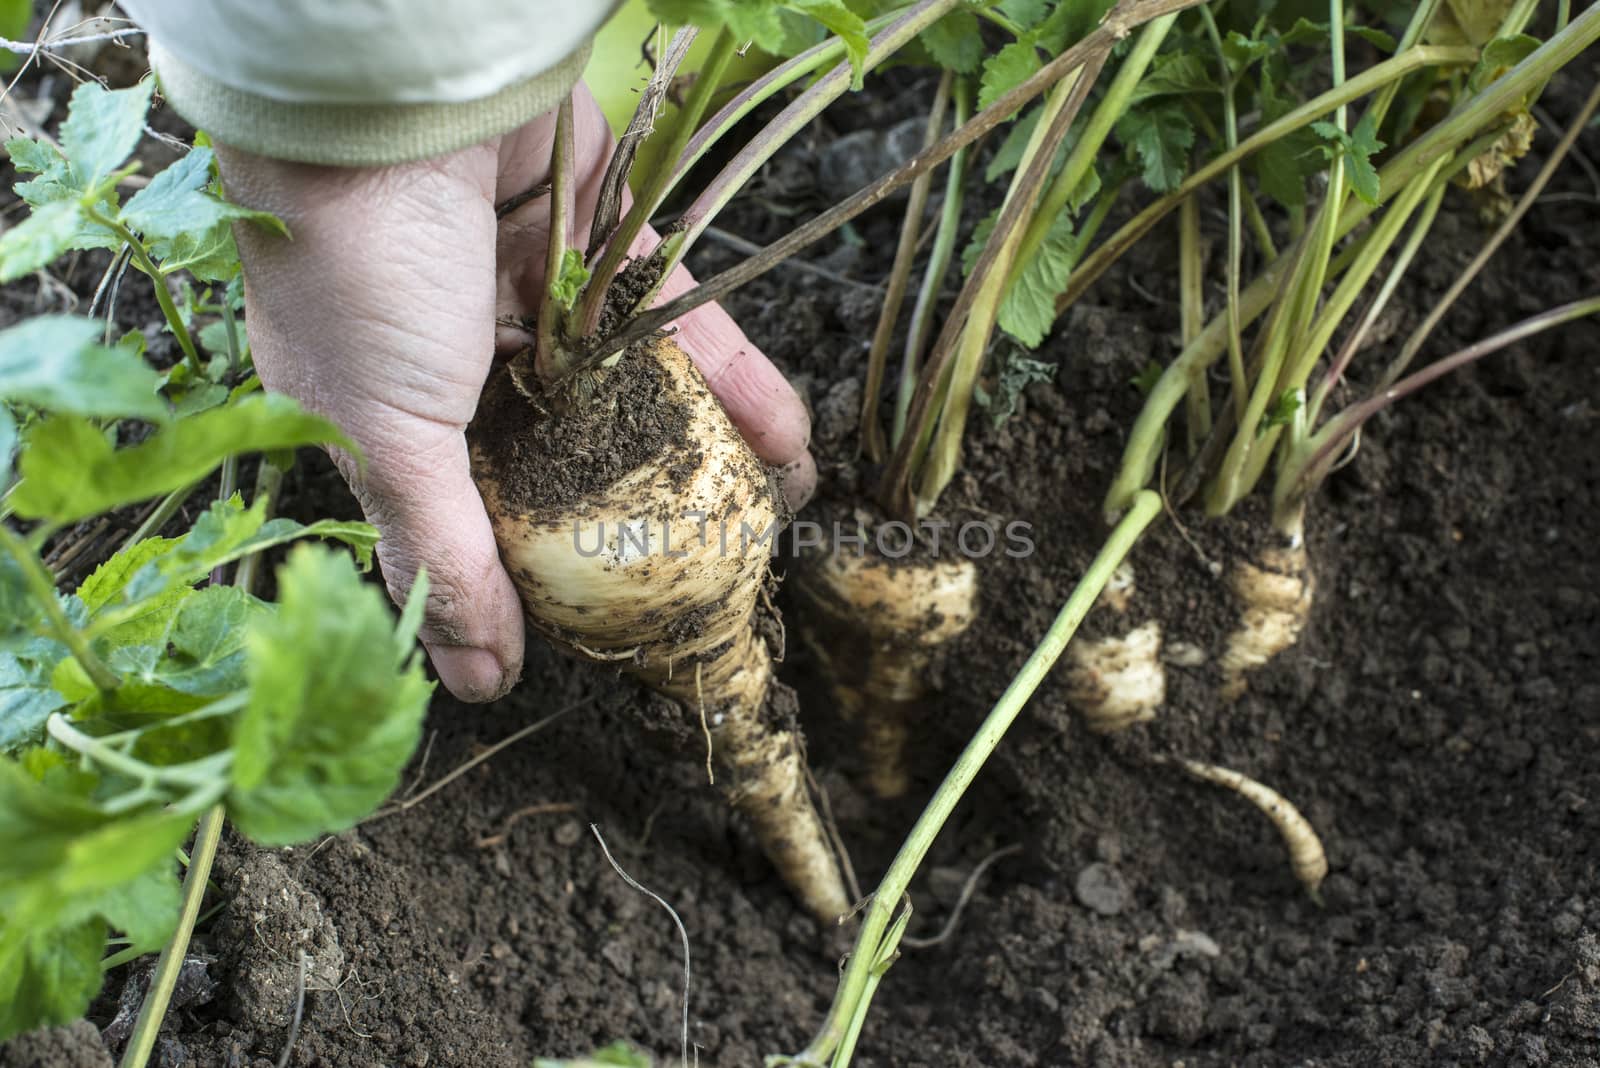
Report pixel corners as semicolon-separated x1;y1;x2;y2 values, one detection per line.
3;50;1598;1068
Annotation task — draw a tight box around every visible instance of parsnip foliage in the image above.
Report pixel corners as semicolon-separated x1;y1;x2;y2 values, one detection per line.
0;85;431;1042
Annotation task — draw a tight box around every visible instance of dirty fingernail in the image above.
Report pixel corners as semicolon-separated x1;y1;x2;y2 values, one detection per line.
427;644;513;703
780;452;817;513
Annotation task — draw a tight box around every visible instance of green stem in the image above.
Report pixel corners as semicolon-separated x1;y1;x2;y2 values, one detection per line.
1199;3;1248;424
575;28;739;339
1009;13;1179;287
45;713;232;789
644;0;965;297
118;805;224;1068
1178;196;1210;452
892;79;972;448
1056;43;1480;315
795;491;1163;1063
0;524;120;690
831;905;912;1068
536;94;578;380
83;206;202;377
861;70;952;463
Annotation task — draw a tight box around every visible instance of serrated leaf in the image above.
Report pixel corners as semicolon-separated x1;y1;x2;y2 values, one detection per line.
551;247;592;311
1117;103;1193;193
980;39;1043;117
1279;17;1329;46
1425;0;1515;47
120;496;379;603
998;211;1076;348
0;199;86;282
57;81;153;186
0;653;67;754
10;394;349;524
644;0;788;52
920;9;983;73
1221;30;1271;73
976;349;1056;426
786;0;869;89
122;146;286;272
1127;53;1219;108
228;547;431;844
0;316;167;419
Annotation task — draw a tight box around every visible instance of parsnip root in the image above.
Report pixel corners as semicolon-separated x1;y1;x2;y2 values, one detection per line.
1219;539;1314;700
472;337;849;922
792;545;977;798
1175;757;1328;901
1064;621;1167;733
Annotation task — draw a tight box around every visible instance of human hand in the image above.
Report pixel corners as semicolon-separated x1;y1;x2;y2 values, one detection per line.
216;84;813;703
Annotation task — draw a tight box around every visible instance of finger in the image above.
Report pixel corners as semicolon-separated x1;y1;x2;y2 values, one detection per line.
334;422;526;703
779;450;817;512
657;260;813;467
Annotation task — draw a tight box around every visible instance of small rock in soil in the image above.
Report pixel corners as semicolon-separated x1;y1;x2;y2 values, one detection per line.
1074;862;1130;916
816;118;926;201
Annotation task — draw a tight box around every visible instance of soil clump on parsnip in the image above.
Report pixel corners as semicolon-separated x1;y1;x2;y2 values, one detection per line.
471;347;694;514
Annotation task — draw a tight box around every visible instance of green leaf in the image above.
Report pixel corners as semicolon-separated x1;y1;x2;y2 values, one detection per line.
77;537;182;615
67;861;180;955
919;9;983;73
0;652;67;754
1260;387;1303;433
0;407;14;484
0;316;167;419
786;0;869;89
1127;53;1220;108
228;547;432;844
120;495;379;603
0;199;86;282
10;393;349;523
980;38;1043;117
1350;25;1397;52
8;137;82;207
0;917;104;1041
998;211;1076;349
1131;360;1163;394
0;0;29;74
644;0;788;51
1221;30;1272;73
975;348;1055;427
1312;113;1384;206
122;147;286;269
1117;102;1194;193
57;82;153;186
551;247;592;311
1469;33;1540;92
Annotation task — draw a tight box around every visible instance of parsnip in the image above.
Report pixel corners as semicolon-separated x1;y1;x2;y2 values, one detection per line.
1219;538;1314;700
1175;757;1328;900
792;547;977;798
1064;621;1166;733
472;337;849;923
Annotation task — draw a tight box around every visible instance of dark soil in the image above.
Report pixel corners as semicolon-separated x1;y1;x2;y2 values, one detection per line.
471;346;691;515
4;41;1600;1068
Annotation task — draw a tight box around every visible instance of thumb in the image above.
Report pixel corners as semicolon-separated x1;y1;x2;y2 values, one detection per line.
337;422;526;703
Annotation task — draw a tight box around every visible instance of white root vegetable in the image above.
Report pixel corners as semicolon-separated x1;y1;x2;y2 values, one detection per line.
472;337;849;923
1174;757;1328;900
1219;537;1314;700
792;547;977;798
1064;621;1166;733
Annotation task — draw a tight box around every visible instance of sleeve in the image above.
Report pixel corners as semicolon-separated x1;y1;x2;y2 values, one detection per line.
119;0;619;167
